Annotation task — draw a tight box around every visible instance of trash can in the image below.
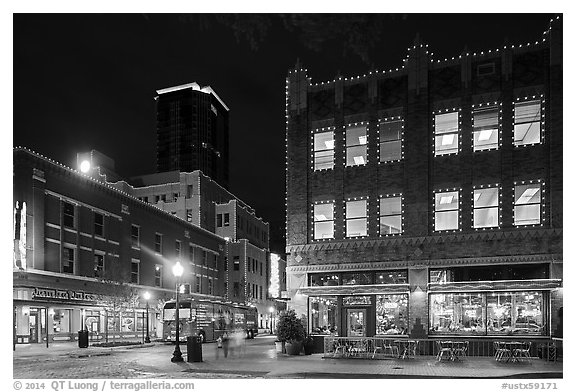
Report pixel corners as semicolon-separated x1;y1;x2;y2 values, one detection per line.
187;335;203;362
78;330;89;348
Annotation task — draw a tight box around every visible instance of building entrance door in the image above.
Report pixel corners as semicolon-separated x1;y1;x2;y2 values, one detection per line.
346;309;366;337
29;310;39;343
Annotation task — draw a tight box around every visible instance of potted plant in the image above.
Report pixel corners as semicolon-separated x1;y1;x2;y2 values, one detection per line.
276;309;306;355
302;334;315;355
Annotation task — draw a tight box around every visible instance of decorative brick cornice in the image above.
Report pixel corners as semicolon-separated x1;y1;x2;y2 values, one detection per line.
286;228;562;254
286;253;562;273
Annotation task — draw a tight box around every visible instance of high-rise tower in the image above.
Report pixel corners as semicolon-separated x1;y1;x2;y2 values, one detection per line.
155;82;230;188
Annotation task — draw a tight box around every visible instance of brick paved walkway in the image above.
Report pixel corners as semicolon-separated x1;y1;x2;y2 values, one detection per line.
13;336;563;379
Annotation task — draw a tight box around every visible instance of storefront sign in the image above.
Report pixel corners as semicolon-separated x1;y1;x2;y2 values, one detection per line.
343;296;372;306
31;288;99;302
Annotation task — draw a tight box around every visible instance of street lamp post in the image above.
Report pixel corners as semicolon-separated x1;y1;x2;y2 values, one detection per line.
268;306;275;334
171;261;184;363
143;292;151;344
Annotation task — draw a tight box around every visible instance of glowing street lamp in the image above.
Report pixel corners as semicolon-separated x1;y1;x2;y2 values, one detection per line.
143;291;151;344
171;261;184;362
79;160;91;173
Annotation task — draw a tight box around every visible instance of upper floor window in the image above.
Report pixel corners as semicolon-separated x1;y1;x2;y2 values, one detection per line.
434;111;459;156
154;233;163;254
63;201;75;228
473;187;499;228
379;196;402;235
233;256;240;271
94;212;104;237
217;214;223;227
175;240;181;258
434;190;459;231
473;105;499;151
346;199;367;237
514;100;542;146
379;118;403;162
208;278;213;295
313;203;334;240
154;265;163;287
131;259;140;284
94;253;104;278
313;131;335;170
224;213;230;227
62;246;75;274
514;183;542;226
346;124;368;166
131;225;140;248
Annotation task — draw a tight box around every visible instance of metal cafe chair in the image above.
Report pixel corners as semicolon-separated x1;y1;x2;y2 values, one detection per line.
452;341;469;361
494;341;511;362
437;340;453;361
372;338;384;359
383;340;400;358
513;341;532;361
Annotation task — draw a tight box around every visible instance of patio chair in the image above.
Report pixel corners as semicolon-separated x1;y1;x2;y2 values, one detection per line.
437;341;453;361
383;340;399;357
452;341;468;360
513;341;532;361
494;341;510;362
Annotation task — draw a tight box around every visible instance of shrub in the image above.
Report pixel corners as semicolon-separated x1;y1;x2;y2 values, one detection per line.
276;309;306;343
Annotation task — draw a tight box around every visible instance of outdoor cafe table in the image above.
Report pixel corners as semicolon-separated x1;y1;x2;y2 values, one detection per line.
394;339;418;359
496;341;524;363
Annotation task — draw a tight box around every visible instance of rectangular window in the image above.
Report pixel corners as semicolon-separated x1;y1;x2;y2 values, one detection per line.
379;196;402;234
346;124;368;166
434;111;459;156
186;210;193;222
175;240;181;258
514;183;542;225
189;245;195;264
376;294;409;335
313;131;335;170
63;202;75;228
514;100;542;146
435;190;459;231
487;292;544;335
62;246;74;274
195;276;201;293
202;250;208;266
379;118;402;162
346;199;367;237
473;105;499;151
208;278;213;295
260;286;263;300
477;62;495;76
186;185;193;198
94;213;104;237
94;253;104;278
309;273;340;287
313;203;334;240
154;233;162;254
233;282;240;297
309;296;339;335
130;259;140;284
154;265;162;287
224;256;228;271
217;214;223;227
430;293;486;335
260;262;263;276
131;225;140;248
341;272;373;285
233;256;240;271
375;270;408;284
473;187;499;228
224;213;230;226
247;257;251;272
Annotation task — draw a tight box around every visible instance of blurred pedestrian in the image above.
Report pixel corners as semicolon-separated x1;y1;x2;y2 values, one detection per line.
222;332;229;358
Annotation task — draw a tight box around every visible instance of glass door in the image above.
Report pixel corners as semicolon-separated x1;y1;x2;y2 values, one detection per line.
29;310;39;343
346;308;366;337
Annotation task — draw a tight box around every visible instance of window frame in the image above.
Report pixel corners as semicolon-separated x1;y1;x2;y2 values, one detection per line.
345;123;368;167
312;201;335;240
94;252;105;278
433;110;461;156
379;194;403;236
312;128;336;171
378;117;404;163
154;265;163;287
472;185;500;229
345;198;368;238
513;97;544;147
130;259;140;284
62;201;76;229
94;212;105;237
131;225;140;248
154;233;163;254
434;189;461;232
513;181;544;226
62;245;75;274
472;103;501;152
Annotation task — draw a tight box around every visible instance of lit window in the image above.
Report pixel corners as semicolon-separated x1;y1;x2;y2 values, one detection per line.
346;199;367;237
434;112;459;156
435;190;459;231
233;256;240;271
473;187;499;228
224;213;230;226
514;100;541;146
376;294;408;335
94;212;104;237
63;202;75;228
379;118;402;162
379;196;402;235
313;203;334;239
154;265;162;287
313;131;335;170
473;106;499;151
514;183;541;225
175;240;181;257
154;233;162;254
62;246;74;274
346;124;368;166
94;254;104;278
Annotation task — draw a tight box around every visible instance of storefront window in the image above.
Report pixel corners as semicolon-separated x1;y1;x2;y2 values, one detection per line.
84;310;100;333
341;272;372;285
121;311;135;332
309;296;339;335
375;270;408;284
487;292;544;335
52;309;71;333
429;293;486;335
309;273;340;286
376;294;408;335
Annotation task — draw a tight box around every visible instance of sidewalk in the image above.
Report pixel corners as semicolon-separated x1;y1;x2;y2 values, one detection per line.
13;337;563;379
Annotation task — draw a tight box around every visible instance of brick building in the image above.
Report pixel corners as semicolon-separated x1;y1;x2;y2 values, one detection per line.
285;18;562;343
13;148;227;344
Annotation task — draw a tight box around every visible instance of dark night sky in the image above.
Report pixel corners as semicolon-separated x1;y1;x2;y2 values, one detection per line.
13;13;556;249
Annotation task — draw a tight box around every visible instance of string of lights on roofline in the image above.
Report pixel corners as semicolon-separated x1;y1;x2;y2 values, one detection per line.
13;146;227;241
287;15;561;87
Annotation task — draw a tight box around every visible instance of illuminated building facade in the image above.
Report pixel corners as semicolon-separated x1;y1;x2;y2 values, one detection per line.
13;148;226;344
156;82;230;189
285;18;562;343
